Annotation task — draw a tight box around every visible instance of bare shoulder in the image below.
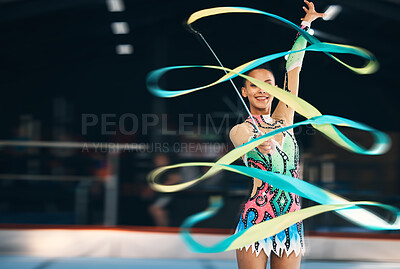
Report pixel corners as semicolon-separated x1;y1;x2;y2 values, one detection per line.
229;122;253;148
229;122;250;139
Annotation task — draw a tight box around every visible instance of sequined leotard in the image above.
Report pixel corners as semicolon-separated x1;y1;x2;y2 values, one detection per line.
230;114;304;257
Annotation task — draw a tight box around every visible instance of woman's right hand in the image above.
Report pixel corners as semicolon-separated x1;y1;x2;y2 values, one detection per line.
255;132;276;155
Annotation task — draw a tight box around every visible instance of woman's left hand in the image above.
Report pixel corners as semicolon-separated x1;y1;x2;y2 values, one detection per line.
301;0;326;24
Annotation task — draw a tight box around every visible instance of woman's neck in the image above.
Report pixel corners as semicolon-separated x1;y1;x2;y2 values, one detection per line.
249;104;271;116
250;108;270;116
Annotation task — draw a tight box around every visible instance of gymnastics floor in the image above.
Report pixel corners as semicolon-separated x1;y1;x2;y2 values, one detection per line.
1;226;399;269
1;256;400;269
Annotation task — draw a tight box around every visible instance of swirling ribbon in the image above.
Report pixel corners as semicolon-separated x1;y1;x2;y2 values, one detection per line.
146;7;397;253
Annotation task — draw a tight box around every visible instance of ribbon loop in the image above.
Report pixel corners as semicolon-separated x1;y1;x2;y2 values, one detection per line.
145;7;395;253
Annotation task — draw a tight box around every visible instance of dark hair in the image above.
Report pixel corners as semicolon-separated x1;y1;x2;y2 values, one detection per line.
241;63;275;87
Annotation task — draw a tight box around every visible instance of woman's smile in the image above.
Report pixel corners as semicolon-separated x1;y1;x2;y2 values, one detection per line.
255;95;269;101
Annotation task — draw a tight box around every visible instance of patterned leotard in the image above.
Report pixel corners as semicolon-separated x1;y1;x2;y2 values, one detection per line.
234;114;305;257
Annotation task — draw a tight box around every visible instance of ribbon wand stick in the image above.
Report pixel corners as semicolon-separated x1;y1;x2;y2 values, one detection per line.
187;24;262;135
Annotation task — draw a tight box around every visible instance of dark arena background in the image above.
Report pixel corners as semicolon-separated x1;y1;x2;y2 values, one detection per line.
0;0;399;268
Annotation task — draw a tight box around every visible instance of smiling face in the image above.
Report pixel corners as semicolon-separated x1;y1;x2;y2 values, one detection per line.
241;68;275;115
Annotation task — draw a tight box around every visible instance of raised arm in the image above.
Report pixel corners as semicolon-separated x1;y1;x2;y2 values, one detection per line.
272;0;325;125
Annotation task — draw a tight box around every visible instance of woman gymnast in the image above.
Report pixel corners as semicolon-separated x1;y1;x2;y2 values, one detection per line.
229;1;325;268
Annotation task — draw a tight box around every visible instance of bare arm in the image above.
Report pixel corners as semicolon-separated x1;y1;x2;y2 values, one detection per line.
229;124;276;163
272;0;325;125
229;124;252;163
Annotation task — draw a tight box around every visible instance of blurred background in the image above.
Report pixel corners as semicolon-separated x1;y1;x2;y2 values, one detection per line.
0;0;399;268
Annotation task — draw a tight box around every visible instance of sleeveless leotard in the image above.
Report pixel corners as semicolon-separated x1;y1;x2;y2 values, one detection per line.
233;114;305;257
